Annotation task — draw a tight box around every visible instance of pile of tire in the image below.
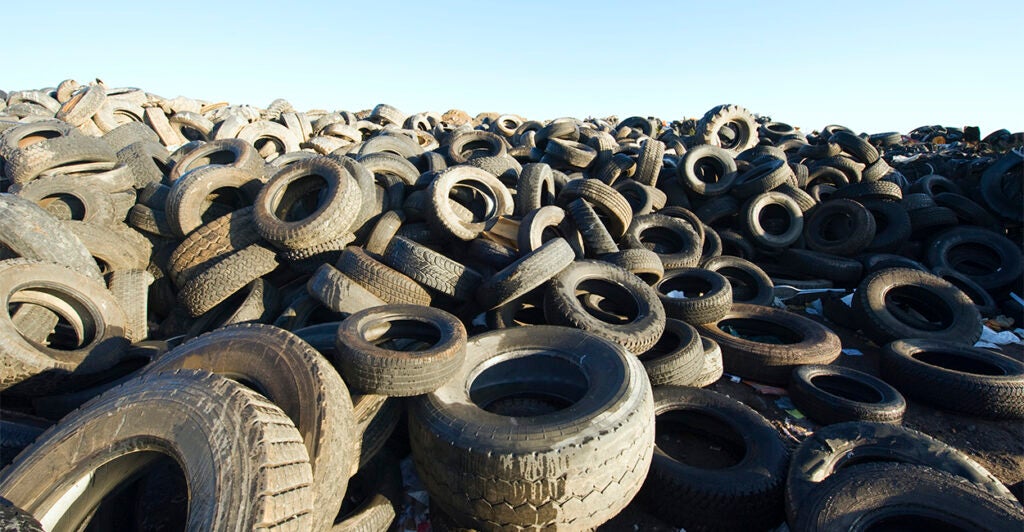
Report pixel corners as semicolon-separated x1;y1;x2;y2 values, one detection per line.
0;80;1022;531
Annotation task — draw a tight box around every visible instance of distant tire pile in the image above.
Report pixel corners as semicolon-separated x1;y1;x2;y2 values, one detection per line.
0;81;1022;530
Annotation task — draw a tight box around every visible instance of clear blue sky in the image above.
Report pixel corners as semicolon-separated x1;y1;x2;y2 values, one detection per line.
7;1;1021;134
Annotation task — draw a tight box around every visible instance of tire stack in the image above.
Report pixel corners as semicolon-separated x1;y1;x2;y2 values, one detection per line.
0;82;1022;530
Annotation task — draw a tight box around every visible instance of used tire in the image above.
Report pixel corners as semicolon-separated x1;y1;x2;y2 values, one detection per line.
881;339;1024;419
789;364;906;425
641;386;789;531
409;326;654;530
697;303;842;385
654;267;733;325
0;370;315;531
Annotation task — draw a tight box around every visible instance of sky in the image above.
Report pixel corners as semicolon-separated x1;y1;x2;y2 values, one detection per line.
6;0;1022;134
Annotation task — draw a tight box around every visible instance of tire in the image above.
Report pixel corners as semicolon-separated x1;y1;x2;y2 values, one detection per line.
9;174;116;226
860;199;911;253
0;500;45;532
142;323;355;530
335;304;467;396
637;318;704;386
3;133;116;185
730;158;791;198
690;335;724;387
654;267;733;325
785;421;1019;522
64;220;152;275
168;137;265;181
851;267;982;346
514;163;556;216
0;371;315;531
803;198;876;256
337;246;432;306
426;166;514;241
700;255;774;306
781;248;864;285
697;303;842;385
600;248;665;285
102;121;160;152
178;243;280;317
566;197;619;256
979;151;1023;222
408;326;654;530
307;264;387;315
0;259;129;396
791;462;1024;532
742;191;804;248
924;226;1023;292
789;364;906;425
165;165;261;238
332;449;403;532
622;213;703;269
544;259;666;354
382;236;483;302
696;104;759;153
678;144;738;196
881;339;1024;419
255;156;362;250
641;386;788;531
0;194;103;281
105;269;153;343
475;237;574;309
166;206;262;286
556;178;633;238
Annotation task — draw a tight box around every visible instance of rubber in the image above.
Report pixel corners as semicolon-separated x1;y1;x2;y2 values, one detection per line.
789;364;906;425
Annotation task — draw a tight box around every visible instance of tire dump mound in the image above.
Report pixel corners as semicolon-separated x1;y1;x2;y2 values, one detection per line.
0;80;1022;531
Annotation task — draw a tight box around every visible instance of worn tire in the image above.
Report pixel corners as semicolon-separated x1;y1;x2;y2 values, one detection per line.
789;364;906;425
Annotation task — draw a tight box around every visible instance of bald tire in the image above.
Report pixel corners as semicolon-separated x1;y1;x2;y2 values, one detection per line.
0;370;314;531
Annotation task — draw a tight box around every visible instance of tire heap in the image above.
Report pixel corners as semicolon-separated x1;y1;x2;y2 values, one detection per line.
0;81;1022;531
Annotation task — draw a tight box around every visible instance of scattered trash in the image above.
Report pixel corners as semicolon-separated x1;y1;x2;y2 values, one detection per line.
841;348;863;356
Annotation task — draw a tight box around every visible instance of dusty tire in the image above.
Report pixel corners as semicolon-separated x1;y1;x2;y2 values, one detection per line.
409;326;654;530
0;194;103;281
544;259;666;354
697;303;842;385
636;318;704;386
142;323;355;530
789;364;906;425
335;304;467;396
851;267;982;346
791;462;1024;532
654;267;733;325
641;386;788;531
785;421;1018;523
0;370;315;531
881;339;1024;419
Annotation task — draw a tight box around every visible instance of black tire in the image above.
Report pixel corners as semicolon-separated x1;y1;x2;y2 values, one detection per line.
165;165;261;238
785;421;1018;523
332;449;403;532
636;318;704;386
599;248;665;285
621;213;703;269
696;104;759;153
678;144;738;196
544;259;666;354
408;326;654;530
382;236;483;302
426;166;513;241
742;191;804;249
556;178;633;239
0;371;315;531
514;163;556;215
730;158;791;198
697;303;842;385
142;323;356;530
860;199;911;253
979;151;1023;222
335;304;467;396
565;197;619;256
792;462;1024;531
475;237;574;309
0;259;130;396
789;364;906;425
803;198;877;256
336;246;432;306
881;339;1024;419
255;156;362;250
781;248;864;285
654;267;733;325
178;243;280;317
700;255;774;306
167;206;263;287
0;194;103;281
851;267;982;346
307;264;387;315
924;226;1023;292
641;386;788;531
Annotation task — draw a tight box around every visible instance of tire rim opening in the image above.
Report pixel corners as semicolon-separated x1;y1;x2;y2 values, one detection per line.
719;318;803;344
639;226;688;254
659;275;713;300
575;279;640;324
884;286;954;331
38;193;87;221
809;374;885;403
9;286;99;355
363;319;442;353
272;174;329;222
470;353;589;417
695;158;726;184
947;243;1001;276
758;203;793;236
638;326;684;362
819;212;854;242
655;410;745;469
715;267;759;302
